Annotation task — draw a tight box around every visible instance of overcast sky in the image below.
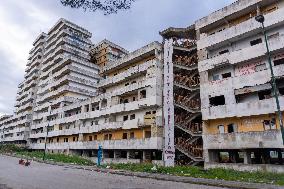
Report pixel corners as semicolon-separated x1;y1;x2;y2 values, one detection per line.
0;0;235;116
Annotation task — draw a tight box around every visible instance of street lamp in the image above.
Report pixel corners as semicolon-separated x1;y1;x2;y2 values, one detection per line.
43;101;53;161
255;14;284;144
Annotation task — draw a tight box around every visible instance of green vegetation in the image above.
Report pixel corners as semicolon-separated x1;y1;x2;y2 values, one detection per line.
102;163;284;186
0;144;94;166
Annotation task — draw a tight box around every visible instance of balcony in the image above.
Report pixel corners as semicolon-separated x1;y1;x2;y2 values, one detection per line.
203;130;284;149
197;7;284;50
29;132;46;139
201;64;284;97
202;96;284;120
98;60;156;88
199;36;284;72
80;122;123;134
102;41;161;73
29;137;163;150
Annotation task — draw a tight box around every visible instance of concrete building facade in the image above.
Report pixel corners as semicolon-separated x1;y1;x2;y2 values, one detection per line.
196;0;284;172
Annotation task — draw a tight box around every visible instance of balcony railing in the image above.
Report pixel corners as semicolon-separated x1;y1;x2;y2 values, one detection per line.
197;7;284;50
203;130;284;149
29;137;163;150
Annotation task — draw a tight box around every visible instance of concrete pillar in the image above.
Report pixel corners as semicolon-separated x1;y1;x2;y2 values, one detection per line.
78;133;83;141
278;150;283;165
243;151;252;164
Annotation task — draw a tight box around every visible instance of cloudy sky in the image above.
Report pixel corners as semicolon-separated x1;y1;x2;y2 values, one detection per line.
0;0;235;116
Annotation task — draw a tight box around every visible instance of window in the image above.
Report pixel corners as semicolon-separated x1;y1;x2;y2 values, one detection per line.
209;95;225;106
123;133;128;139
221;72;231;79
94;135;97;140
89;136;92;141
130;114;136;120
258;90;271;100
227;124;237;133
57;138;59;142
218;125;225;134
132;97;136;101
263;118;276;130
123;99;129;103
140;90;146;99
104;134;108;140
212;74;220;81
250;38;262;46
123;115;129;121
279;87;284;95
145;131;151;138
109;134;112;140
274;58;284;66
73;137;76;142
219;49;229;55
255;63;266;72
64;138;68;142
130;132;135;139
146;111;151;115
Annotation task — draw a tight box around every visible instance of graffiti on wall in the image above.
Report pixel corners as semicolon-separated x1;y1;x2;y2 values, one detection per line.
163;39;175;167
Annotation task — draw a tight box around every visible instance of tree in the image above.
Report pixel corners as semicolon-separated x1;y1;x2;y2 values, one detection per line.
60;0;135;15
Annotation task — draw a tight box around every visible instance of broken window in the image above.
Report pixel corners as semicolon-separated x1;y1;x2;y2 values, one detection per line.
209;95;225;106
123;115;128;121
130;114;136;120
250;38;262;46
258;90;272;100
228;123;237;133
279;87;284;95
222;72;231;79
263;118;276;130
218;125;225;134
274;58;284;66
122;133;128;139
140;90;147;99
145;131;151;138
130;132;135;139
255;63;266;72
219;49;229;55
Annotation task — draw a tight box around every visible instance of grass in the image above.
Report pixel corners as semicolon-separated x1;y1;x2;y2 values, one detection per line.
101;163;284;186
0;144;94;166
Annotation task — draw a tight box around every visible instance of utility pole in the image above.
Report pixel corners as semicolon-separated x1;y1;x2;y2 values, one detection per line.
255;14;284;144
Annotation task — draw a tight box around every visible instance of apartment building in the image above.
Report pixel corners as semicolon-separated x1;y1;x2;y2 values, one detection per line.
90;39;128;71
196;0;284;172
29;41;164;164
30;19;100;145
160;27;203;166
